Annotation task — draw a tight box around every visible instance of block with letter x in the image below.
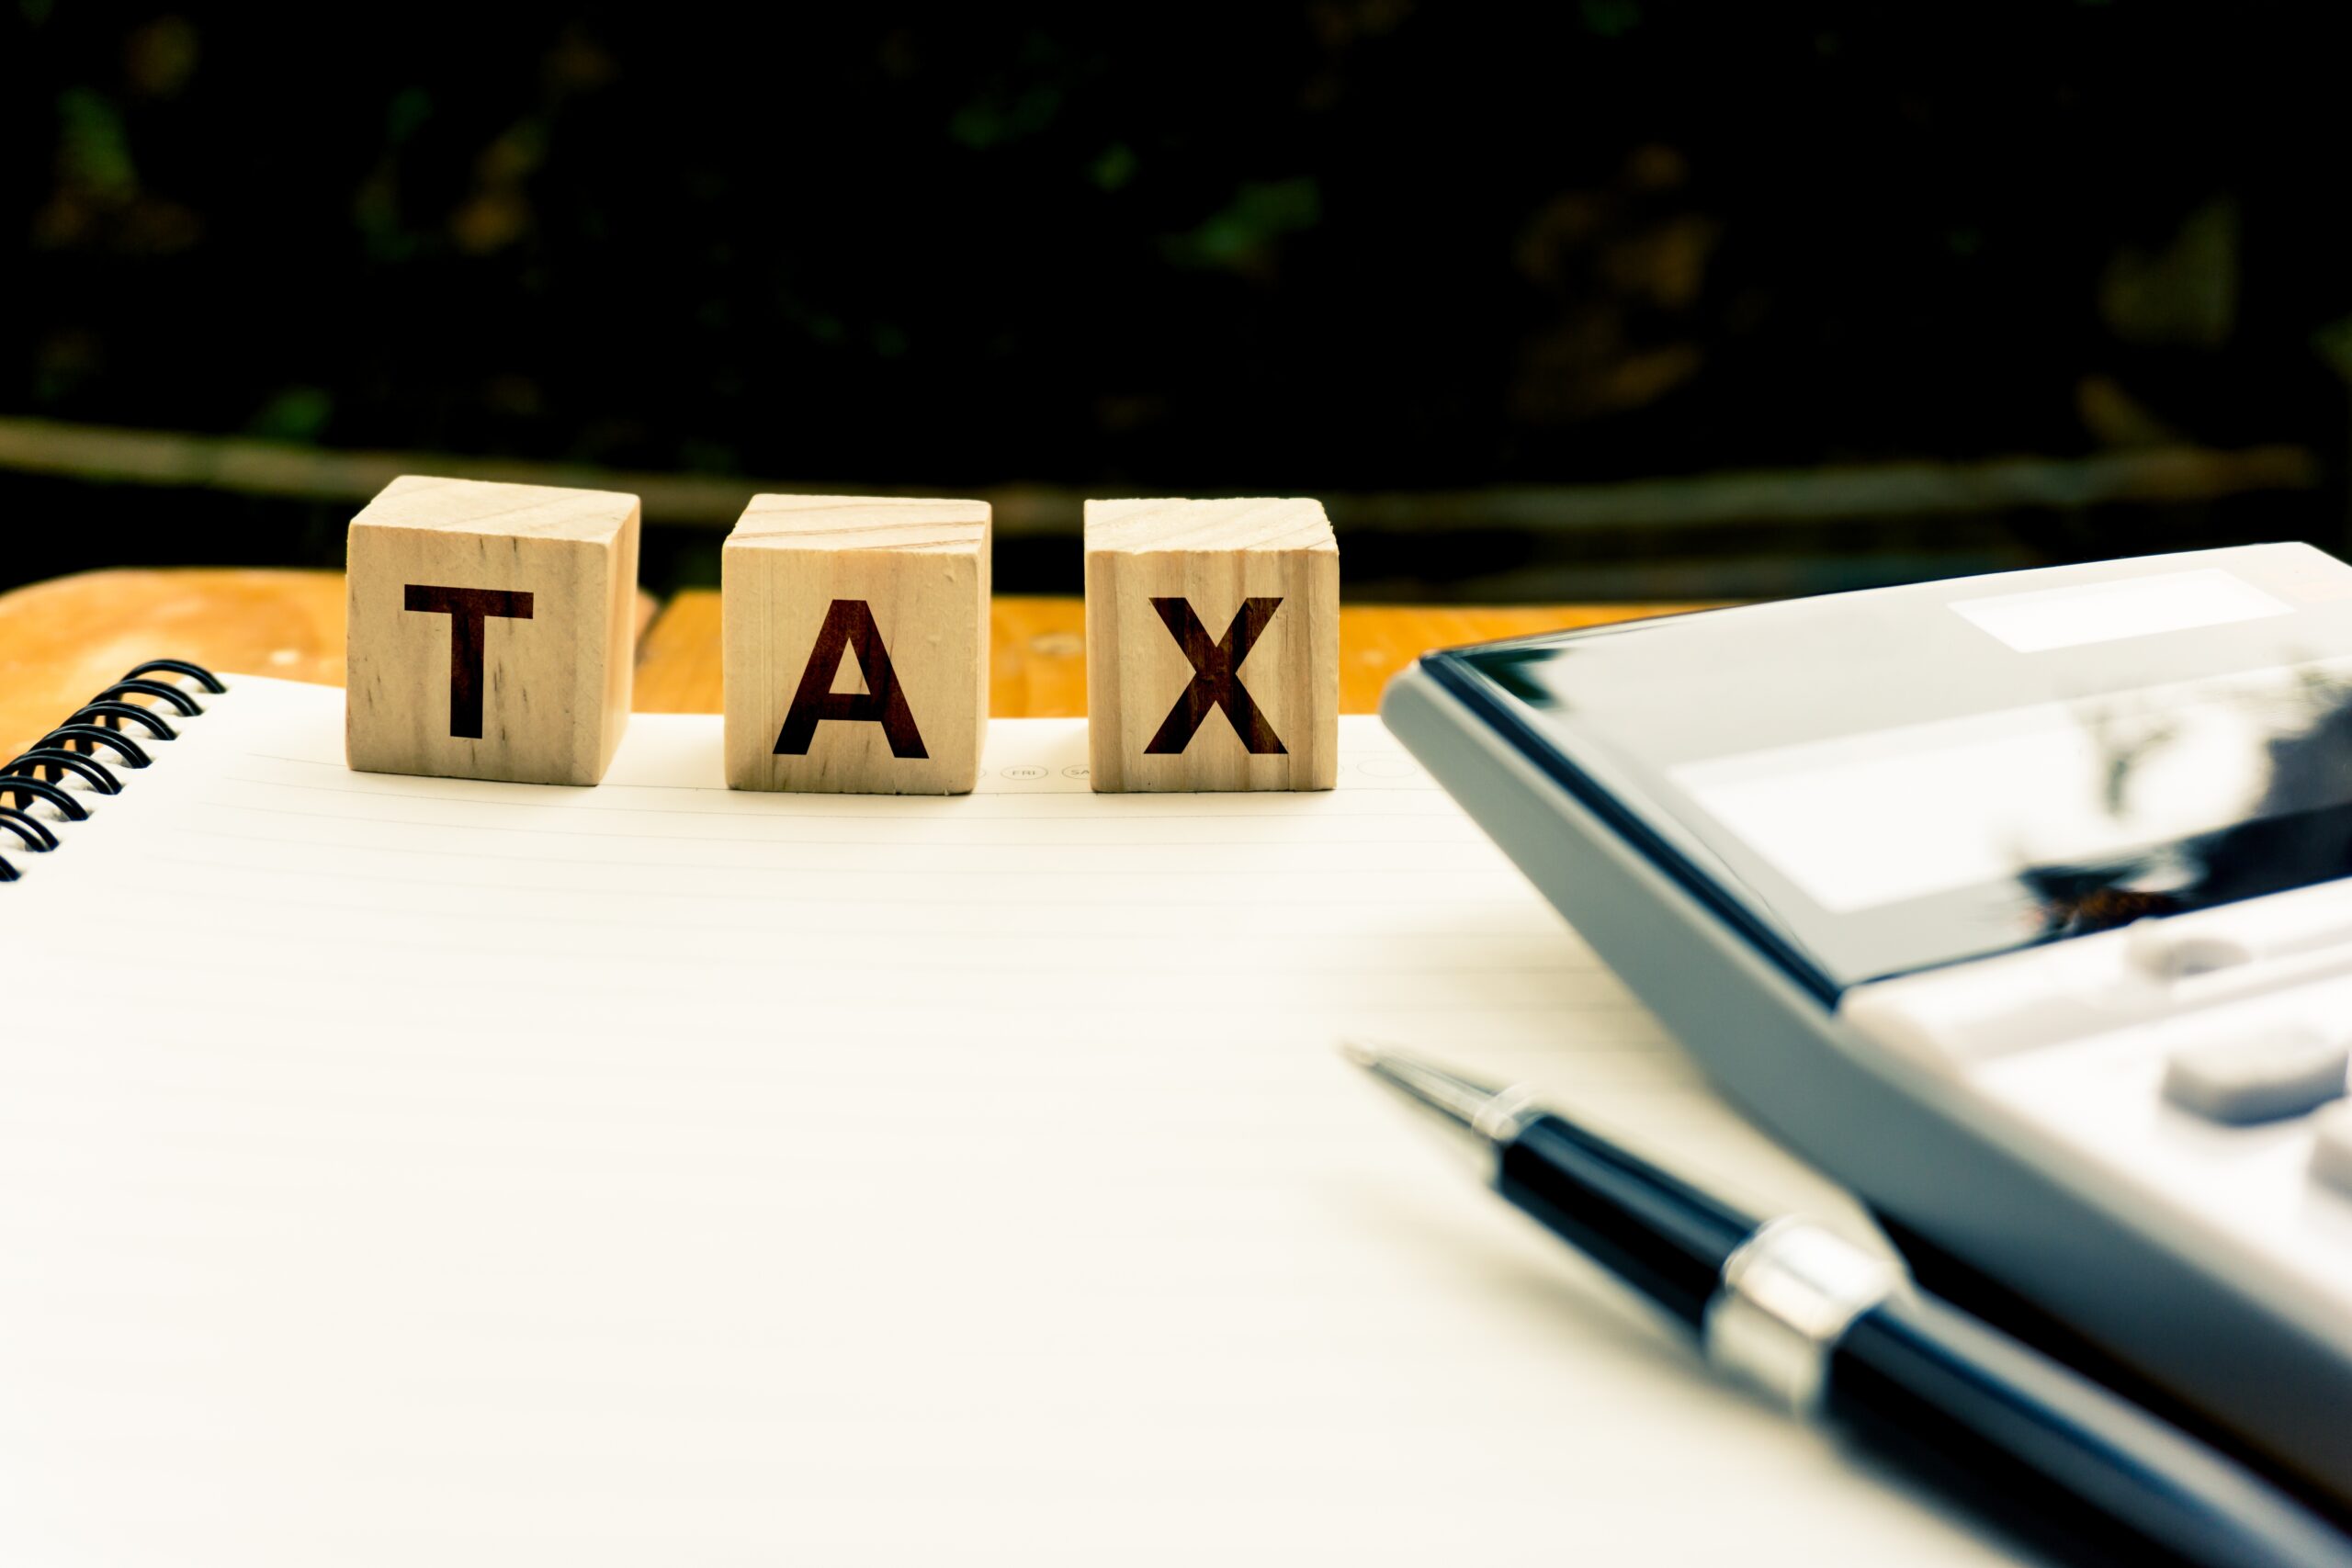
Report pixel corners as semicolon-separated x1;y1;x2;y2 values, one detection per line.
345;475;639;784
723;494;989;795
1084;498;1339;792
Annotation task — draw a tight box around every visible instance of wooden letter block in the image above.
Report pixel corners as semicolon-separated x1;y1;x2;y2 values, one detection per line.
1085;498;1339;792
345;475;639;785
723;495;989;795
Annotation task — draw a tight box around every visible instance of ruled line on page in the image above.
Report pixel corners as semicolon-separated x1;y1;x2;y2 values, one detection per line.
82;882;1577;946
64;920;1634;992
170;829;1509;877
240;745;1443;782
220;765;1454;818
134;853;1528;907
188;796;1487;849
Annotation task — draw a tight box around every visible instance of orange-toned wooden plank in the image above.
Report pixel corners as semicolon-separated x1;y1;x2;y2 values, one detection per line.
638;592;1712;717
629;585;724;714
0;569;347;758
0;569;656;756
0;568;1710;754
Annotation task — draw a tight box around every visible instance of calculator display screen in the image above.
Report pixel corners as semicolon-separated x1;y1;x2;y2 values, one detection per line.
1436;547;2352;992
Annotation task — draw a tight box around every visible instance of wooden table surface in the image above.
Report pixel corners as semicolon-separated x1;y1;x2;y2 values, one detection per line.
0;569;1704;756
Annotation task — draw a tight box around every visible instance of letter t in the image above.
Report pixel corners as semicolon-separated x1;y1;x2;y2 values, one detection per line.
403;584;535;739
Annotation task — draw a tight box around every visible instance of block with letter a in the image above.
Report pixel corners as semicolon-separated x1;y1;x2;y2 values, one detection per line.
345;474;639;785
722;494;989;795
1084;497;1339;792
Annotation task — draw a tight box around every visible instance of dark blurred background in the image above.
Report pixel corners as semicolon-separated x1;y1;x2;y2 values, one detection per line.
6;3;2348;599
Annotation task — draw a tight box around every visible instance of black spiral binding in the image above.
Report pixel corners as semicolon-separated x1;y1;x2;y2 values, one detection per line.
0;659;225;883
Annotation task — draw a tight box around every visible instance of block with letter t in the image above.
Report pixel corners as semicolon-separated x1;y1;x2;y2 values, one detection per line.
345;475;639;784
722;494;989;795
1084;498;1339;792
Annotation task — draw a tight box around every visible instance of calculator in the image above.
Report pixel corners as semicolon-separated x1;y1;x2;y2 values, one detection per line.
1383;543;2352;1508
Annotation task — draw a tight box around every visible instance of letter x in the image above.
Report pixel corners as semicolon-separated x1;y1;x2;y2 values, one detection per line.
1145;597;1287;755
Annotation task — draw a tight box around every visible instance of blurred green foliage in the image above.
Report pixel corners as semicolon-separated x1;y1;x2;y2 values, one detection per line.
2;3;2347;590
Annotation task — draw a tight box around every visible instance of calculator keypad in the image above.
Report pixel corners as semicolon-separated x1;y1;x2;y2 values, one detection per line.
2161;1026;2348;1124
2311;1104;2352;1198
1844;928;2352;1312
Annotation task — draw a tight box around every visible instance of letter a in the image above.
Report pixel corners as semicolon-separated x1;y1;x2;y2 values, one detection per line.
773;599;929;759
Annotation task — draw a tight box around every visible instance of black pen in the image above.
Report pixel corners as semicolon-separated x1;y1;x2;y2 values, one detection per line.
1343;1043;2352;1568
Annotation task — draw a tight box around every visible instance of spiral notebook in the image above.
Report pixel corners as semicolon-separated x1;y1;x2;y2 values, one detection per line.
0;667;2009;1565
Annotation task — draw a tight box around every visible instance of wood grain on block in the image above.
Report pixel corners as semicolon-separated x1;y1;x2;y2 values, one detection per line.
345;475;639;785
1085;498;1339;792
723;495;989;795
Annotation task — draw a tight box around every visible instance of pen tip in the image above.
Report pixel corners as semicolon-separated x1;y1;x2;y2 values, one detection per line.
1339;1042;1510;1143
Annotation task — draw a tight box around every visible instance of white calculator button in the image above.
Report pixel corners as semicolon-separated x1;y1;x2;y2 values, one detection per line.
2160;1025;2348;1123
2311;1103;2352;1196
2125;919;2253;980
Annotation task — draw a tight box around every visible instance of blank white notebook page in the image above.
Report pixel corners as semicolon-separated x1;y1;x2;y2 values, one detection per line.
0;676;2012;1566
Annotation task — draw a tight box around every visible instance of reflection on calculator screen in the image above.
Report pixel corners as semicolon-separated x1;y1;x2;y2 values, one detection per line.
1448;555;2352;990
